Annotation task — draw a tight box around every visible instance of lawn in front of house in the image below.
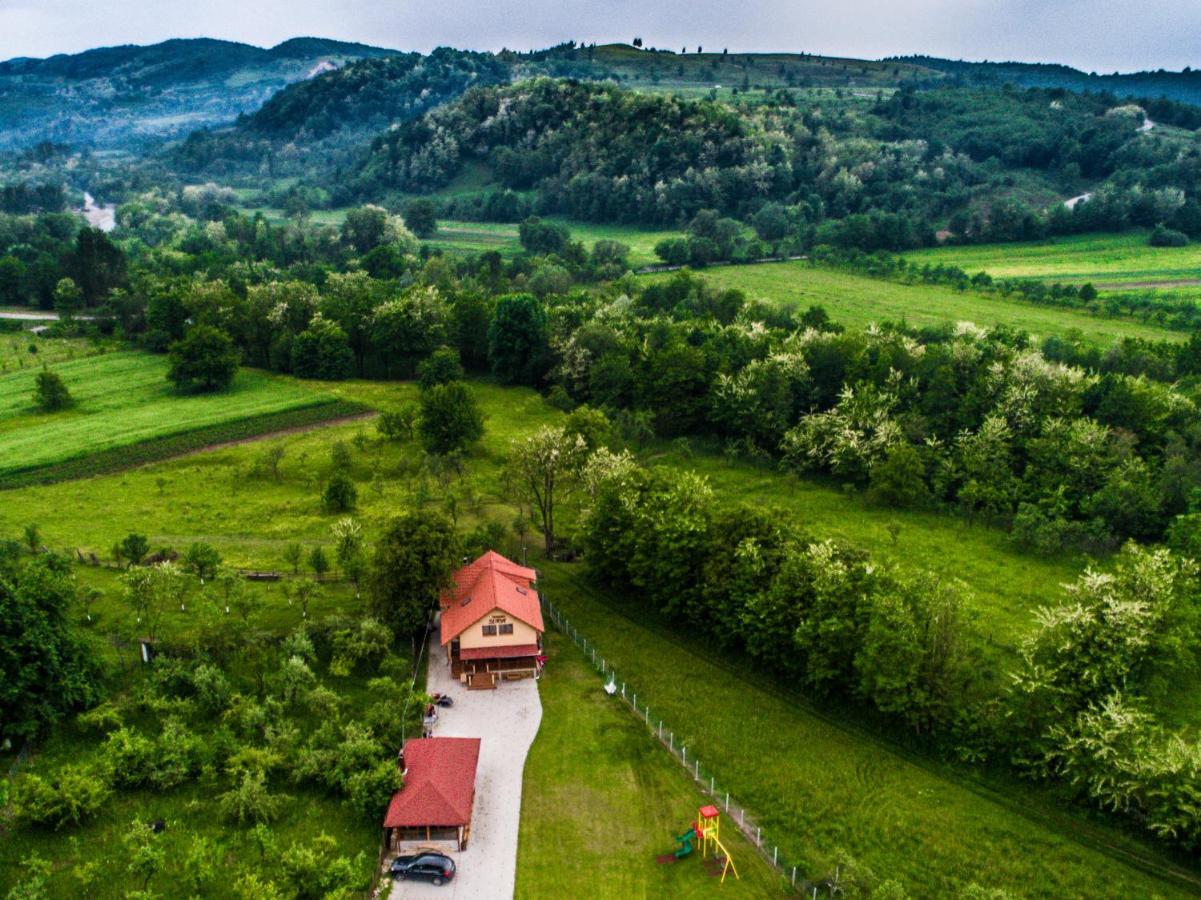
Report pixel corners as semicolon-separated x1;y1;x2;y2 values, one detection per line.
516;631;785;899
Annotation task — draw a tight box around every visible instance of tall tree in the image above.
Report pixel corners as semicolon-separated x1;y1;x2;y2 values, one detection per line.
368;512;460;638
506;426;588;554
487;292;549;385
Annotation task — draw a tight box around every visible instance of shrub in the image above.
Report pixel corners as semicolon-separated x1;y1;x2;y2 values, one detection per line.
417;346;465;389
15;765;111;829
377;405;416;441
33;367;71;411
1150;224;1189;247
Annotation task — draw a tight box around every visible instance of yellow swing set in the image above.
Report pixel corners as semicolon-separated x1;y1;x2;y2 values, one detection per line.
696;805;740;884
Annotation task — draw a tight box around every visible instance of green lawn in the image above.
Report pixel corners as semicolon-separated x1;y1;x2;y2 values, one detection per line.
516;632;784;898
0;352;336;478
903;232;1201;292
535;564;1201;898
658;261;1183;345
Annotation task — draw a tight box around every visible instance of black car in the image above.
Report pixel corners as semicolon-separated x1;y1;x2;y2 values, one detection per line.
390;852;456;885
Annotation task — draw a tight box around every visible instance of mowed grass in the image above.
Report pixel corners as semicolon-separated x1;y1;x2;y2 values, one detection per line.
0;379;560;570
516;632;784;899
659;261;1183;345
903;231;1201;292
648;445;1082;662
535;564;1201;898
0;333;107;372
0;352;332;477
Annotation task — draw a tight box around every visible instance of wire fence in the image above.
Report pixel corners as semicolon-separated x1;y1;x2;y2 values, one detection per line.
543;596;842;898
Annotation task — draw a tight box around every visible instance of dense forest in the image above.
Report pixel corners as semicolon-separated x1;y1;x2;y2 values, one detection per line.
346;75;1201;251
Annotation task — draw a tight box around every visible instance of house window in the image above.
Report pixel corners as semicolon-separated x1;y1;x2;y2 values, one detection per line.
482;624;498;636
499;623;514;635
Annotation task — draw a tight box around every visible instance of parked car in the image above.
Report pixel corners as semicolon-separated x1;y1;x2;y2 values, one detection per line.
390;852;456;885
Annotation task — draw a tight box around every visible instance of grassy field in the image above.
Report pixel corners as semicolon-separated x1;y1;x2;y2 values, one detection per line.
426;219;683;267
903;231;1201;293
2;365;1199;894
656;260;1184;345
535;564;1201;898
0;352;338;479
516;632;784;898
239;202;681;269
0;332;107;373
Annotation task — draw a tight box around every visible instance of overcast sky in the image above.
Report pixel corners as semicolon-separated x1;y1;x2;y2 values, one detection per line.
1;0;1198;74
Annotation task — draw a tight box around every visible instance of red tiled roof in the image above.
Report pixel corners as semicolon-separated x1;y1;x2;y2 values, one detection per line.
440;551;536;610
458;644;541;661
384;738;480;828
440;557;544;645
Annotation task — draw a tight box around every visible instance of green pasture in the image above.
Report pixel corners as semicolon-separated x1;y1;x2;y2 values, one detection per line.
535;564;1201;899
658;260;1184;345
903;231;1201;292
516;632;783;898
0;352;334;478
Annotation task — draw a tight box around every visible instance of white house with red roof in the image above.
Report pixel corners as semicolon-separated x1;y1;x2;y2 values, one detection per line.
439;551;544;690
383;737;481;851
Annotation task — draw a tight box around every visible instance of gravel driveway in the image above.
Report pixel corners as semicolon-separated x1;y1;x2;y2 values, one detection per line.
390;644;542;900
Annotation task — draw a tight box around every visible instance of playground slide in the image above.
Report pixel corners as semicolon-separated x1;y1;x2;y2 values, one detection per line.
673;827;695;858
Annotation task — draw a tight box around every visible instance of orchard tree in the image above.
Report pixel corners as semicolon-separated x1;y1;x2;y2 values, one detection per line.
116;532;150;568
506;426;588;554
418;381;485;456
368;511;460;638
0;554;101;742
122;561;186;644
168;325;240;393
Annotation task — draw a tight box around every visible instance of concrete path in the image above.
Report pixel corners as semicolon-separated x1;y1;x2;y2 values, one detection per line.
390;644;542;900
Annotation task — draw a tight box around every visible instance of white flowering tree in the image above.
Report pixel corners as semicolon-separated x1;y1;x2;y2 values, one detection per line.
506;426;589;554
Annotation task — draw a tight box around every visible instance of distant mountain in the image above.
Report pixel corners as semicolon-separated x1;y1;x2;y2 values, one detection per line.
0;37;397;150
895;56;1201;107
